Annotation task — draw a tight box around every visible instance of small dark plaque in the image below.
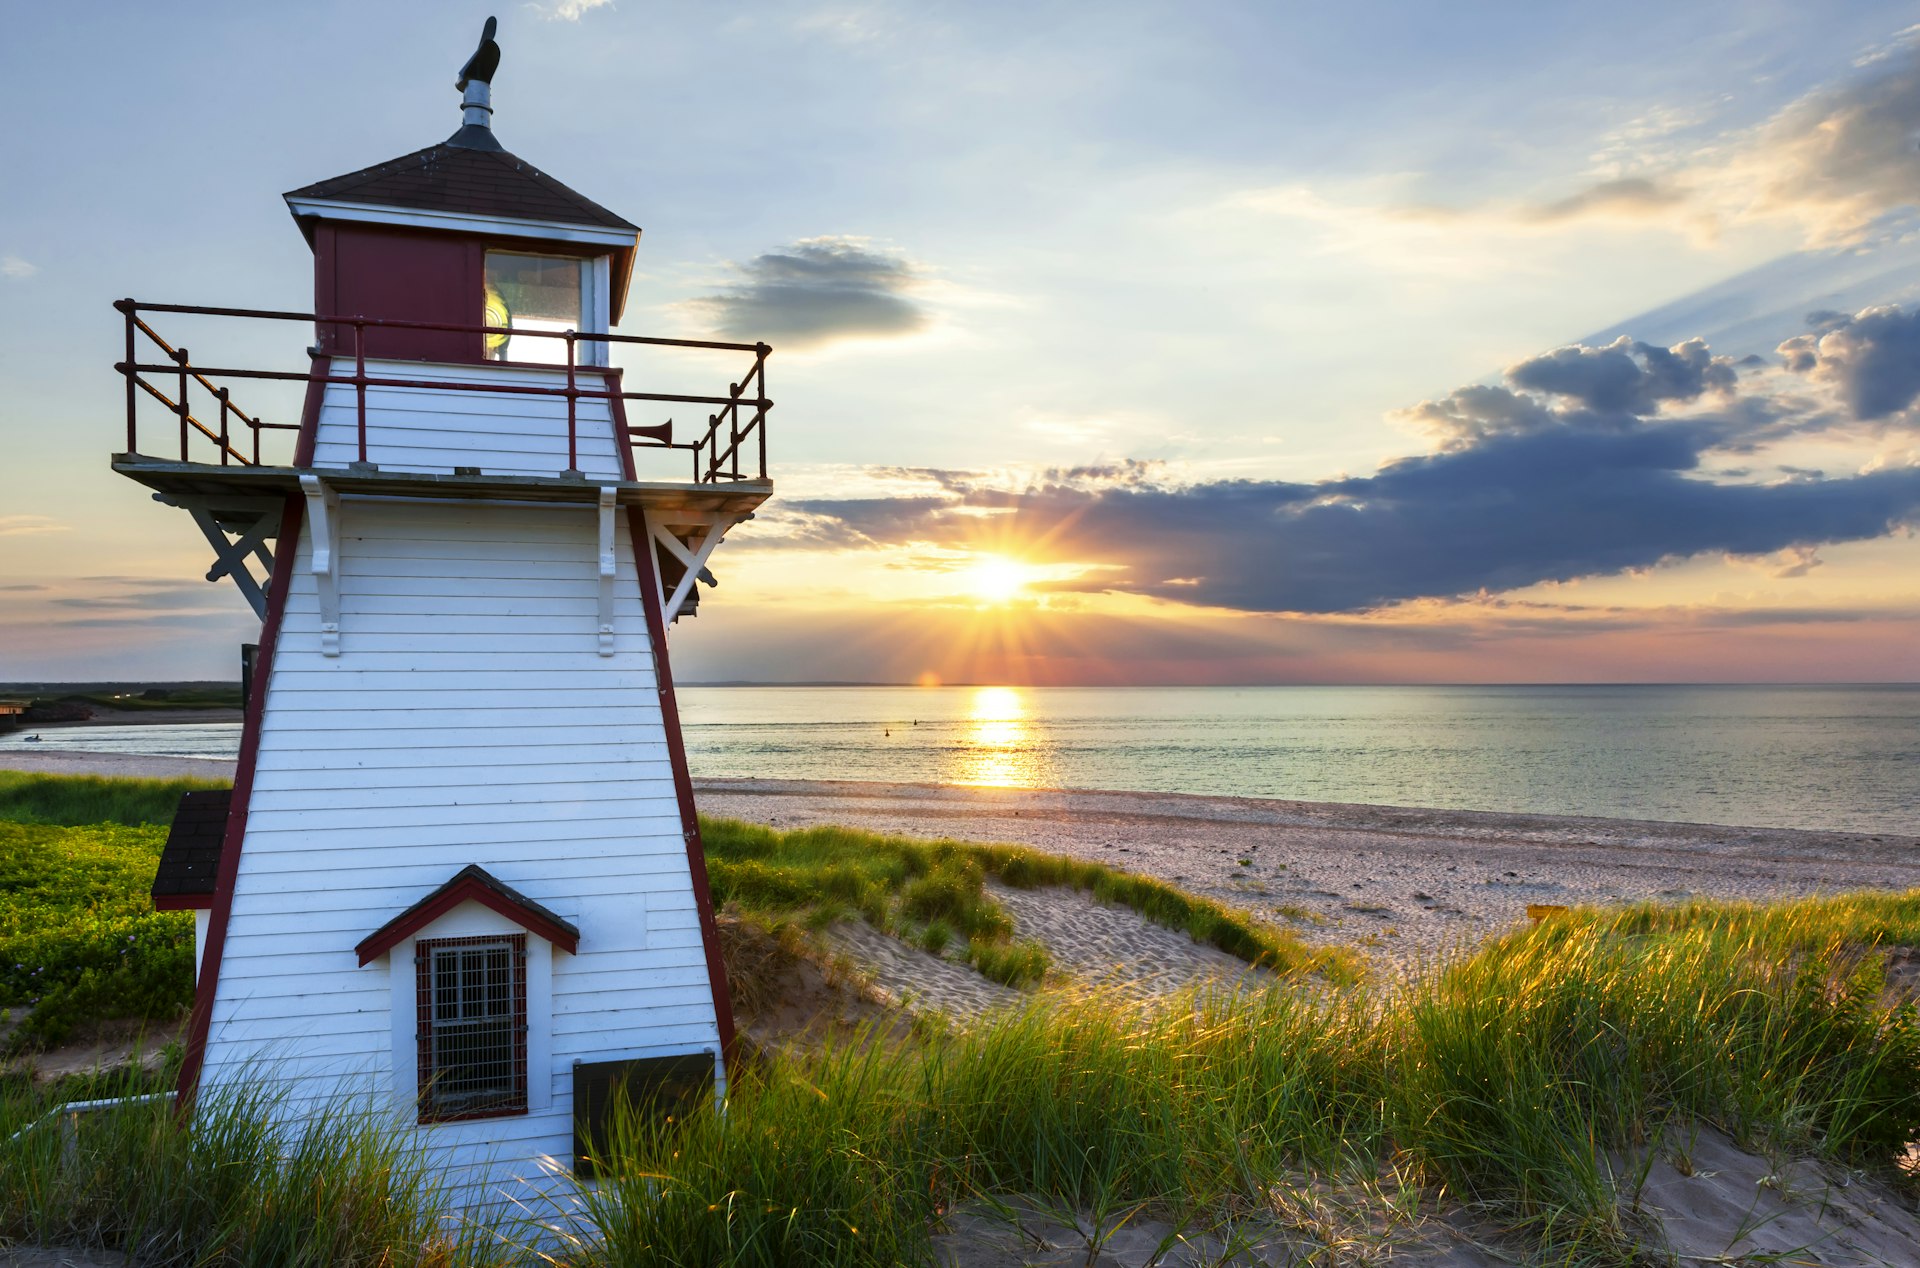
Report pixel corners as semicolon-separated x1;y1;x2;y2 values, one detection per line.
572;1053;714;1178
240;643;259;709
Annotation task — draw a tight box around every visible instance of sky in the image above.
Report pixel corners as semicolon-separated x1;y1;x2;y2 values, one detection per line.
3;1;1920;685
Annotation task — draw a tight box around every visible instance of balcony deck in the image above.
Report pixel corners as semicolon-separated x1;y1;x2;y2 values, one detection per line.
113;454;772;518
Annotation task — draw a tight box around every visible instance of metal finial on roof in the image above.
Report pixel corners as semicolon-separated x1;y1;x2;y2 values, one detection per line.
448;17;505;152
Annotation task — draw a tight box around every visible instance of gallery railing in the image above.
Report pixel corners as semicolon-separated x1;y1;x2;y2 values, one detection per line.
113;299;771;483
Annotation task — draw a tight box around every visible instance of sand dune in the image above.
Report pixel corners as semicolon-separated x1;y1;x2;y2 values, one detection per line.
697;776;1920;968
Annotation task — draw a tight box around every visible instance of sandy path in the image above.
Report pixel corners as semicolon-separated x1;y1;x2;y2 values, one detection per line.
989;883;1269;996
697;778;1920;967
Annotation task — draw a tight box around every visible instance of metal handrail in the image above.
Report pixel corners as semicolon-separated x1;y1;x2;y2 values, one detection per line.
114;300;772;483
6;1091;175;1145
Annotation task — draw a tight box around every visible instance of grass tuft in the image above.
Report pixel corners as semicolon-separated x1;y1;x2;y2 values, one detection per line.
968;936;1050;987
700;817;1356;985
0;772;225;828
0;1065;513;1266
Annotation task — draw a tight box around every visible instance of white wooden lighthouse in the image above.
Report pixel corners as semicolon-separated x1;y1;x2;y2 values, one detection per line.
125;20;768;1206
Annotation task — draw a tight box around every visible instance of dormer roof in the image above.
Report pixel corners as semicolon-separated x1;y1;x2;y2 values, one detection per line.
355;863;581;965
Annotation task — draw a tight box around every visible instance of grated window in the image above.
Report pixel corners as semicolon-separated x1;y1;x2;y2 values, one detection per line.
415;933;527;1121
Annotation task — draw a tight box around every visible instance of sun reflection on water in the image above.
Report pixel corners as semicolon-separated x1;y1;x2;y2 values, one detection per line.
950;686;1038;787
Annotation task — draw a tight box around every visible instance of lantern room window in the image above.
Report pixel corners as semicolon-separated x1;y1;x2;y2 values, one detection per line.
484;252;585;365
416;933;528;1120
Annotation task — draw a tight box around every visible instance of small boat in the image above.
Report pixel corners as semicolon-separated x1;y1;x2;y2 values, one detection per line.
22;734;42;743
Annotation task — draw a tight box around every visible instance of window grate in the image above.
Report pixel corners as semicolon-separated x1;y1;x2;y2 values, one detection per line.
415;932;527;1122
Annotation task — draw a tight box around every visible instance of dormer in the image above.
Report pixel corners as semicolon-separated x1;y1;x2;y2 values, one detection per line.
282;53;638;368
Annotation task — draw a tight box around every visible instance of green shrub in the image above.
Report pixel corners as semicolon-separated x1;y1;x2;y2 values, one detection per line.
0;820;193;1050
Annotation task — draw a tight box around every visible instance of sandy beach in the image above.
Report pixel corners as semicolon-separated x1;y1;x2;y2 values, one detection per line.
695;776;1920;965
11;748;1914;967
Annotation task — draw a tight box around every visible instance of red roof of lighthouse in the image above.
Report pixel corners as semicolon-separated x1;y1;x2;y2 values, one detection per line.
284;143;637;234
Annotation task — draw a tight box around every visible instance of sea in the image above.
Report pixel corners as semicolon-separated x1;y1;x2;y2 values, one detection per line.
3;684;1916;836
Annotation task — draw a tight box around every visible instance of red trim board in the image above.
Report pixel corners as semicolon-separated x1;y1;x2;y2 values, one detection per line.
174;492;304;1115
627;504;737;1062
290;356;331;467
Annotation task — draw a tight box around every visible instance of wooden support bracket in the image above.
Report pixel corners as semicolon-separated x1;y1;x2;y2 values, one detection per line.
645;512;735;626
299;475;341;657
155;494;283;622
597;487;618;657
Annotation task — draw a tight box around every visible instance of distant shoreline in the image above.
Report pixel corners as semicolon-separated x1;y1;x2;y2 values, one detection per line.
10;708;246;730
0;748;238;781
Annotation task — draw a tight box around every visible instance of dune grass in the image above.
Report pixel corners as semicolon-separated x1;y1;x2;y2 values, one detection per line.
0;771;225;828
5;772;1917;1264
0;1062;511;1267
700;817;1355;986
574;892;1920;1267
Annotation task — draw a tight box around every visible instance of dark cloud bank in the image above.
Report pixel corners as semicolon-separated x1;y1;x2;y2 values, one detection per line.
783;315;1920;614
695;238;927;348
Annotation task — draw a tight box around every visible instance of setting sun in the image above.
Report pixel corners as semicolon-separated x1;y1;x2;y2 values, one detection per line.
961;556;1038;605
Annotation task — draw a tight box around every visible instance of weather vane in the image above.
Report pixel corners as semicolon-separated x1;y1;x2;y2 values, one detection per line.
457;16;500;90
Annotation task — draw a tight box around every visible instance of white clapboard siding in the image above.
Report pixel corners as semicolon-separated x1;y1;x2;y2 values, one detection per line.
247;758;675;789
252;741;673;769
311;361;628;479
235;819;683;856
200;497;721;1207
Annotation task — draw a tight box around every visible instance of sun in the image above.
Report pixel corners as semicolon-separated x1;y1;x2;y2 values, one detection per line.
961;556;1035;605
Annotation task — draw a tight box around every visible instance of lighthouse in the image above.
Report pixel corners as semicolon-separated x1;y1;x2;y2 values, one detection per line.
125;21;768;1205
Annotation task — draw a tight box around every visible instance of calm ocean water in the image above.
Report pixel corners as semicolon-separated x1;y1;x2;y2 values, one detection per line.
4;685;1916;834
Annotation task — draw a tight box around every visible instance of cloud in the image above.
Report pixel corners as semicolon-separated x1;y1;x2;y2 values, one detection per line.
44;576;243;616
1742;36;1920;241
688;237;929;350
1778;304;1920;420
1525;178;1688;225
0;515;66;536
1505;337;1739;415
1545;34;1920;244
0;256;34;280
777;322;1920;615
1260;34;1920;250
536;0;613;20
